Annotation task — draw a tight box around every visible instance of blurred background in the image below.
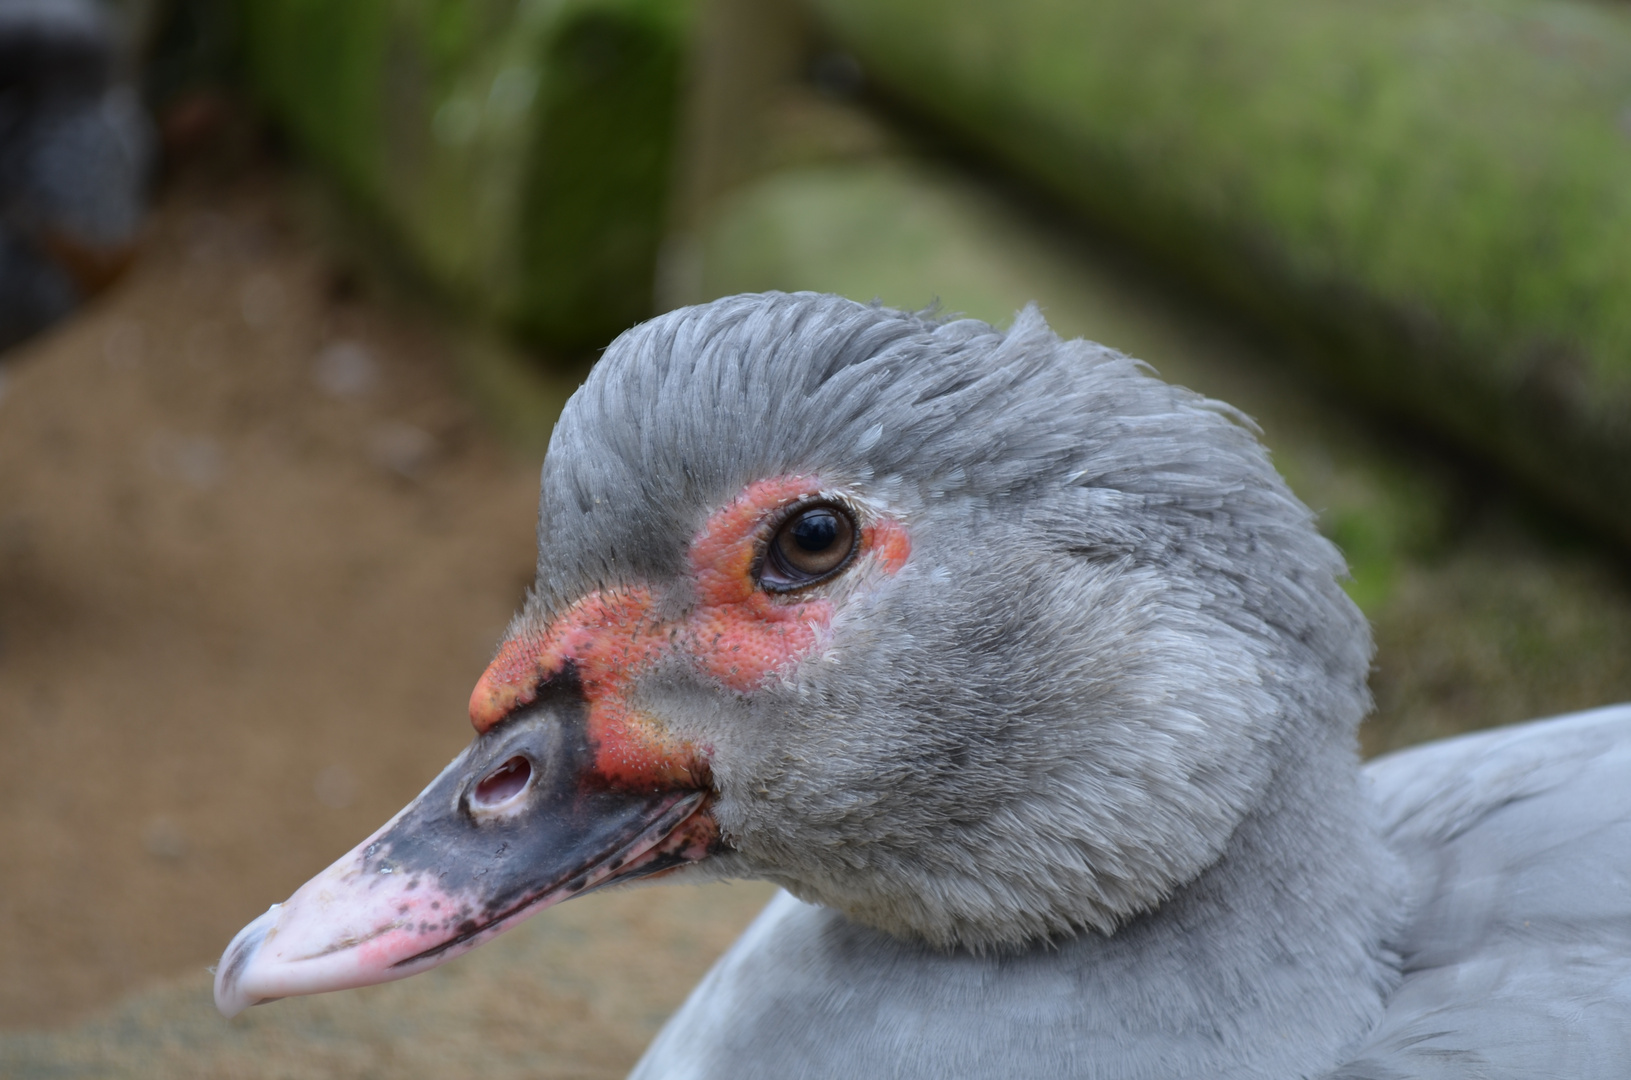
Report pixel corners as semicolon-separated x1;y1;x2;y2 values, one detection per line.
1;0;1628;1074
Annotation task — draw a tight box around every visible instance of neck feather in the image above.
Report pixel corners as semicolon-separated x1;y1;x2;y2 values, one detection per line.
1067;725;1403;1077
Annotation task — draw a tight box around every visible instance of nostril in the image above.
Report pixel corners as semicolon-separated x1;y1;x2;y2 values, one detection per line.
472;756;532;808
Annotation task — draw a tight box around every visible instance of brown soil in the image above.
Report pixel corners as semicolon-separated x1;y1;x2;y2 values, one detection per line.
0;166;772;1040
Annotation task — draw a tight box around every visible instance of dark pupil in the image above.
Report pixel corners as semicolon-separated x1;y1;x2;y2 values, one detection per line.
790;510;839;552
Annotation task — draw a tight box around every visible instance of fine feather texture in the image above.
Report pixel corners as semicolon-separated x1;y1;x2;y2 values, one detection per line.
1332;705;1631;1078
527;293;1379;951
505;292;1630;1078
635;707;1631;1080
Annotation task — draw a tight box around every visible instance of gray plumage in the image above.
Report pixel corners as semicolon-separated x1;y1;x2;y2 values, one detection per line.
509;292;1631;1078
638;707;1631;1079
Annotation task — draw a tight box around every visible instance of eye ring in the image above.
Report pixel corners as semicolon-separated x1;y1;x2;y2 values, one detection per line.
758;500;859;593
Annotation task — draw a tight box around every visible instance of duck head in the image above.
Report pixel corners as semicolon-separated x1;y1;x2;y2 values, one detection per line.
215;293;1369;1016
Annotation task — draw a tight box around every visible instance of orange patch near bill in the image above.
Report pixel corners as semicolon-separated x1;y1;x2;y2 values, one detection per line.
469;474;912;783
468;588;662;732
467;587;701;790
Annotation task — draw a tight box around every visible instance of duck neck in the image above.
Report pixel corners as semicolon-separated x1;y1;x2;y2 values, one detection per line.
1085;724;1404;1077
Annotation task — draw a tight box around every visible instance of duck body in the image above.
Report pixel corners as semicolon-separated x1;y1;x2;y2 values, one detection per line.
212;292;1631;1079
639;705;1631;1079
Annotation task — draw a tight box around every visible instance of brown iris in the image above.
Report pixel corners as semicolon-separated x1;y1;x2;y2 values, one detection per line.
759;502;858;592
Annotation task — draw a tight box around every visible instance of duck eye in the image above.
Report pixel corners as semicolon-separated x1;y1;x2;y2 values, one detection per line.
761;503;857;591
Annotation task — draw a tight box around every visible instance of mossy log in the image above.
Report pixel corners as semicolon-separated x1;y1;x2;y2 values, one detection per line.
814;0;1631;544
239;0;693;353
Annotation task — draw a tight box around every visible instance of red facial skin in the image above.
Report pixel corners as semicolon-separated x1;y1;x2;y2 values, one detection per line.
212;476;913;1018
468;475;913;794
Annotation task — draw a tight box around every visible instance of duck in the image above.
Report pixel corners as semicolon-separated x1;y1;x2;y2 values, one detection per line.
214;292;1631;1078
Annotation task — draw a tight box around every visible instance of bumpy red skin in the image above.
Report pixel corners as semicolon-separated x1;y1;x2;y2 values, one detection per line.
468;475;912;793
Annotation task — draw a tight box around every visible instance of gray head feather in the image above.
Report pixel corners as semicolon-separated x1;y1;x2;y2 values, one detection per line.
521;291;1371;948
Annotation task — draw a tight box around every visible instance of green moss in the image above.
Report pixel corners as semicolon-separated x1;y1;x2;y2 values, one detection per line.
237;0;696;354
812;0;1631;547
240;0;392;198
517;2;689;351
